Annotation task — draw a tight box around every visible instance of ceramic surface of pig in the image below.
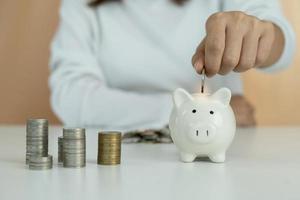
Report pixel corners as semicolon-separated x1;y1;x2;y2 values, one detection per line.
169;88;236;163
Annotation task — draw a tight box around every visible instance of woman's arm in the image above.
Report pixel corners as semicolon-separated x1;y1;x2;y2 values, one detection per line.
49;0;172;130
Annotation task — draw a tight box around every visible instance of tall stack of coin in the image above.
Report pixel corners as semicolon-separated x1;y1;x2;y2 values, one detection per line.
98;131;121;165
63;128;86;168
26;119;48;164
58;137;63;163
29;155;53;170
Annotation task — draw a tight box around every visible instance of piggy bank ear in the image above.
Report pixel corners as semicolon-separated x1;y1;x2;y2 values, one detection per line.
211;88;231;105
173;88;193;109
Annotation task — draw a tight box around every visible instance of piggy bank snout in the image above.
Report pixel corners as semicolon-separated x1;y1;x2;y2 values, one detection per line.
187;124;216;144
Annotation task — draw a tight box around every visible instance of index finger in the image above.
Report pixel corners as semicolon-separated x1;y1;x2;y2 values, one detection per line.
205;15;226;77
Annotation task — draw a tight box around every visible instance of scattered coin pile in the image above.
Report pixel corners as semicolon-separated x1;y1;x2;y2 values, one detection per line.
62;128;86;168
98;131;121;165
122;126;172;143
26;119;53;170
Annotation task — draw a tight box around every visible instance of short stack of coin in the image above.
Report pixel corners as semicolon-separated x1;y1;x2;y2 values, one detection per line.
63;128;86;168
58;137;63;163
98;131;121;165
29;155;53;170
26;119;49;164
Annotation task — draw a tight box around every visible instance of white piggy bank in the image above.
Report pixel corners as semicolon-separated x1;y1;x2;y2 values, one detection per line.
169;88;236;163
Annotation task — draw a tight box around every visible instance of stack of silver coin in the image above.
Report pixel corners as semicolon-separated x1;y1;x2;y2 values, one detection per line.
62;128;86;168
58;137;63;163
29;155;53;170
26;119;49;164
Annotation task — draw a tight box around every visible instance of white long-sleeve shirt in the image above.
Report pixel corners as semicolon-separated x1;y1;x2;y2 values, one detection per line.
49;0;295;131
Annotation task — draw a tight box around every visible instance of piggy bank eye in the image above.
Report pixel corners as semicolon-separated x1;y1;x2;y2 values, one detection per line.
192;109;197;113
210;110;214;114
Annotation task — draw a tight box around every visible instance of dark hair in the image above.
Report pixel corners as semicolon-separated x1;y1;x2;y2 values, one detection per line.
89;0;187;7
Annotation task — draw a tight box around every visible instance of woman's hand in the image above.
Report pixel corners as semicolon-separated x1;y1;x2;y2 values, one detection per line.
192;11;285;77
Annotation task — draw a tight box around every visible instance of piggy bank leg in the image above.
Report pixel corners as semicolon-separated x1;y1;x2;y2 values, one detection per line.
179;152;196;163
209;153;226;163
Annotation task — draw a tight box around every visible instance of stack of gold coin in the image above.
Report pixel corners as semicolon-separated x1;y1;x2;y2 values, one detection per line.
97;131;121;165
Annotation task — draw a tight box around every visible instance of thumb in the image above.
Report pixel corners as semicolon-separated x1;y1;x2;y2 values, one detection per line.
192;37;206;74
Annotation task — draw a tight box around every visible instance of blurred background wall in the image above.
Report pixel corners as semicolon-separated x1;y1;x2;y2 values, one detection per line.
0;0;299;125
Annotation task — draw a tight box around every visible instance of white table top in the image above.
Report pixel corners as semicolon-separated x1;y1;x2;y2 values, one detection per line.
0;126;299;200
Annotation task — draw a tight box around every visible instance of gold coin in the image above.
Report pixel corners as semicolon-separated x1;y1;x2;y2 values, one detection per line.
97;161;120;165
98;139;120;142
98;159;120;162
98;145;121;149
98;153;120;157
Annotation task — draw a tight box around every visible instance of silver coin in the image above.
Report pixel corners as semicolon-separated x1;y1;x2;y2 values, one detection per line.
64;151;85;155
63;156;85;161
27;151;48;155
29;156;53;169
63;162;85;166
143;135;159;140
27;118;48;124
26;150;48;154
26;135;48;139
29;165;52;170
26;151;48;155
26;141;48;145
26;140;48;145
63;145;85;149
26;133;48;138
63;143;85;147
64;159;86;163
29;155;52;163
63;139;85;143
63;150;86;155
63;142;85;148
159;127;171;136
63;157;85;161
157;137;173;143
26;126;48;131
64;158;86;162
63;156;85;160
26;146;48;150
63;163;85;168
26;152;47;156
30;162;52;166
26;126;48;130
122;131;140;138
26;143;48;147
64;154;86;159
63;128;85;139
63;147;85;151
63;152;85;155
26;129;48;134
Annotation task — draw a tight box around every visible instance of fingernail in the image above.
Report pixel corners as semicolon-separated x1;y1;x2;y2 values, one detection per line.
193;61;198;68
195;61;201;71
